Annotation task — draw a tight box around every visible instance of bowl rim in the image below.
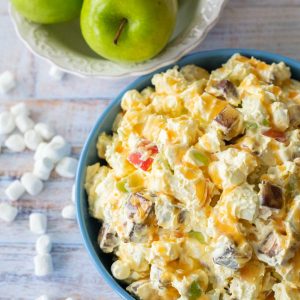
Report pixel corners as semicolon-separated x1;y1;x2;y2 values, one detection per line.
76;48;300;300
9;1;228;79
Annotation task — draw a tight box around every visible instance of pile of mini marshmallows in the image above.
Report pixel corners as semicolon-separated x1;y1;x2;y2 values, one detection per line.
1;68;78;299
0;102;78;278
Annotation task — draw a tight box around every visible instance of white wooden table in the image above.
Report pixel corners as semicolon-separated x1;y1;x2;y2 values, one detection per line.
0;0;299;299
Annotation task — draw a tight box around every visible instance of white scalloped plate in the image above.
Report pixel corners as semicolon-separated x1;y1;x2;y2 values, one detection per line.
10;0;227;79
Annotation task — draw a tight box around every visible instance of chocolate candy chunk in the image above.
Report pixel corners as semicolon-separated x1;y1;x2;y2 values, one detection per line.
98;223;119;253
216;79;238;99
261;181;283;209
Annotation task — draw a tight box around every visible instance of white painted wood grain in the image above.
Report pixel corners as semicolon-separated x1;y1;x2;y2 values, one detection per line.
199;5;300;60
0;0;9;14
0;100;119;300
0;243;120;300
231;0;300;6
0;0;300;299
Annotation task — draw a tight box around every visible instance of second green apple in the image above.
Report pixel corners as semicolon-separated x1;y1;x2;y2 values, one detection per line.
81;0;178;63
11;0;83;24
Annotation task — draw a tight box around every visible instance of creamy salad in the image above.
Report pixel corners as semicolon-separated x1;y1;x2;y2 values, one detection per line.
85;54;300;300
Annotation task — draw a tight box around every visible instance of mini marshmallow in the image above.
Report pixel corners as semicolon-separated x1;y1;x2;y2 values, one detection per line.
35;123;55;141
0;71;16;94
34;142;48;161
61;205;76;220
21;173;44;196
35;295;50;300
33;157;54;181
49;65;65;80
0;111;15;135
43;136;71;163
24;129;43;150
4;133;25;152
55;157;78;178
72;184;75;203
0;202;18;222
15;114;34;133
10;102;29;116
65;298;74;300
34;254;53;276
5;180;25;201
29;213;47;234
36;234;52;254
111;260;130;280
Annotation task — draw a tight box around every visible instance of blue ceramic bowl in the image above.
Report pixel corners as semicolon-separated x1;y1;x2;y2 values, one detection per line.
76;49;300;300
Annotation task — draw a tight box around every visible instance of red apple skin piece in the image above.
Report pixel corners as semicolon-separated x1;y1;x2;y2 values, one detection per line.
140;158;154;171
127;139;158;171
128;153;154;171
128;152;143;166
262;129;287;143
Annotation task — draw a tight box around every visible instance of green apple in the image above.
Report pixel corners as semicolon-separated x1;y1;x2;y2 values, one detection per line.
81;0;178;63
11;0;83;24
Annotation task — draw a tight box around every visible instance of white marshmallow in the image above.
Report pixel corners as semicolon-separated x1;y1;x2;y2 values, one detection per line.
5;134;25;152
35;295;50;300
36;234;52;254
34;123;55;141
10;102;29;116
15;114;34;133
61;205;76;220
33;157;54;181
0;111;15;135
0;202;18;222
0;71;16;94
72;184;76;203
5;180;25;201
55;157;78;178
24;129;43;150
34;254;53;276
44;136;71;163
49;65;65;80
111;260;131;280
21;172;44;196
29;213;47;234
34;142;48;161
65;298;74;300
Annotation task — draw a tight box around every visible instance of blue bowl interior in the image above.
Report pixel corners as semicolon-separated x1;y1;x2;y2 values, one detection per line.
76;49;300;300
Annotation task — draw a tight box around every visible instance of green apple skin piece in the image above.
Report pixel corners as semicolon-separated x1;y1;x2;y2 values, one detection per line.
11;0;83;24
81;0;178;63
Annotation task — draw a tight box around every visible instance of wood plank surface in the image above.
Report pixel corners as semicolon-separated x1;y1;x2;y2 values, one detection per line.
0;0;300;299
0;101;119;300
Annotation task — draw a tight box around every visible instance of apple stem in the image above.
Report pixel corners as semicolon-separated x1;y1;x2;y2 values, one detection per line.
114;18;128;45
